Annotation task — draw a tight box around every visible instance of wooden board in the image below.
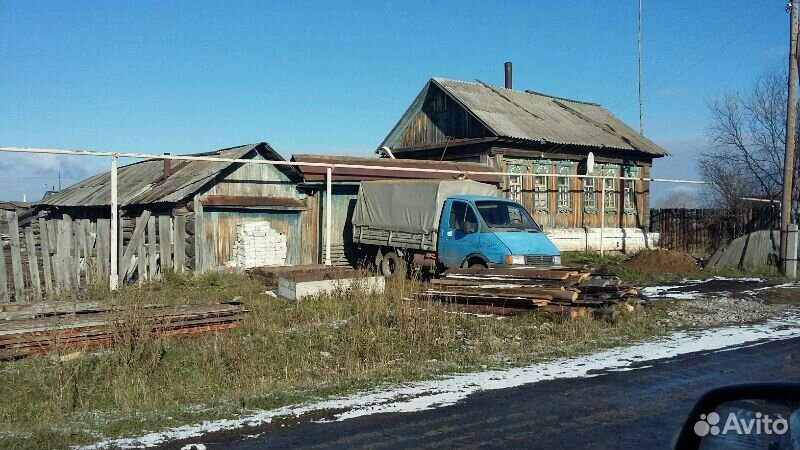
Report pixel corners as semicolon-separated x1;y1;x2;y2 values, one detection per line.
38;218;53;295
7;214;25;301
0;237;8;302
120;211;151;281
158;216;172;272
174;215;186;272
148;216;158;279
24;227;41;300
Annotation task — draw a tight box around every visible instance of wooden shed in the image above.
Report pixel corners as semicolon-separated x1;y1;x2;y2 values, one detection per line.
0;143;314;301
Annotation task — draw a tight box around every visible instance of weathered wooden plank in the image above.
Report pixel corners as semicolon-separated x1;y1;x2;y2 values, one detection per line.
137;223;147;282
24;227;42;300
80;220;90;285
38;218;54;295
59;216;73;291
85;221;97;285
174;215;186;272
96;219;110;281
158;216;172;272
147;216;158;279
120;211;151;281
0;234;8;302
8;214;25;301
73;218;82;287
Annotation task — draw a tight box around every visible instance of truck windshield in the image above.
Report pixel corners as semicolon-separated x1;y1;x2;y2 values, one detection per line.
475;201;540;231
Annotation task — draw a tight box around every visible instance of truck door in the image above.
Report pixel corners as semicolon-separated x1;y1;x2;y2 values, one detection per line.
439;200;481;268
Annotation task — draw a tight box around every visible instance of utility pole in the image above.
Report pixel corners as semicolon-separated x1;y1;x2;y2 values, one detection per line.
638;0;644;135
781;0;799;276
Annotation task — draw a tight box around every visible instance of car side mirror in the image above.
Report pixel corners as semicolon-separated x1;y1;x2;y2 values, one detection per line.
674;383;800;450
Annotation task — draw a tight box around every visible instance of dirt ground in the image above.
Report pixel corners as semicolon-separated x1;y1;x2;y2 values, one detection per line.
622;249;700;274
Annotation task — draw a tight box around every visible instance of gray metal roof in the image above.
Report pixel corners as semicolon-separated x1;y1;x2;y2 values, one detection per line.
38;143;296;208
383;78;667;156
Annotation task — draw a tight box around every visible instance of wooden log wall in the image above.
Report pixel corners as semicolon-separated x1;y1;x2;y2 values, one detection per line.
0;211;195;303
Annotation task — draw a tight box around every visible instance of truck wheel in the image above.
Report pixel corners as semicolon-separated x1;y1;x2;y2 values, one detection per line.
380;251;406;278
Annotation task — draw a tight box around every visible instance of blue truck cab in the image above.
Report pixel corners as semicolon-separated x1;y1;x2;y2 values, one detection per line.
437;195;561;269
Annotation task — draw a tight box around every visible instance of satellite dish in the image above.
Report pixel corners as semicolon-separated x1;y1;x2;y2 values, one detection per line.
586;152;595;174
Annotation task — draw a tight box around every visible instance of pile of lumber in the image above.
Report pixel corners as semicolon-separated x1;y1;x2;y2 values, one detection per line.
416;267;641;318
0;301;245;360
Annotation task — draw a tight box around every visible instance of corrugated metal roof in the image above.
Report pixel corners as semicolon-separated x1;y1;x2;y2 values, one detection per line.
291;154;502;184
383;78;667;156
38;143;297;208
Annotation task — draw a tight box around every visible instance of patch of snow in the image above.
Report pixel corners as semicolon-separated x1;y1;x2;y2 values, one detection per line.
80;312;800;449
679;276;766;284
640;285;704;300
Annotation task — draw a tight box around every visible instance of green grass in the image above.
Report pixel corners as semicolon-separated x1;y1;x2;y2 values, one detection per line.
0;273;669;449
561;251;787;286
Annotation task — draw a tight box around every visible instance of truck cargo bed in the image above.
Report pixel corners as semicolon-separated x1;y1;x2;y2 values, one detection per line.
353;225;437;251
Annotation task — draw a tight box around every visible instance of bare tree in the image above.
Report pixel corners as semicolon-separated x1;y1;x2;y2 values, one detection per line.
699;65;799;217
655;188;697;209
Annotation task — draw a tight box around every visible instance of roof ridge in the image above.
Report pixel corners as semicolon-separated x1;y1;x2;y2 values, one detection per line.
431;76;601;106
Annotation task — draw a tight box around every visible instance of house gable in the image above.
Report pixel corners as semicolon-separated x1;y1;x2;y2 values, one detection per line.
381;80;493;149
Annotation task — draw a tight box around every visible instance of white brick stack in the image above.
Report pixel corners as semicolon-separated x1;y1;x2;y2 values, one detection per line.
231;221;288;268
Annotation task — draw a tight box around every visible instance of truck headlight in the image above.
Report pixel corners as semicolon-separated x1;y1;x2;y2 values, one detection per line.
504;255;525;265
553;255;561;265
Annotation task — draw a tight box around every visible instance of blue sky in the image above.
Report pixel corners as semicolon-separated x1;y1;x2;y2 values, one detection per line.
0;0;790;202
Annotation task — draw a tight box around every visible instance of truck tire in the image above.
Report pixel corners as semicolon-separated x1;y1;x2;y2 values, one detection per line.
380;251;406;278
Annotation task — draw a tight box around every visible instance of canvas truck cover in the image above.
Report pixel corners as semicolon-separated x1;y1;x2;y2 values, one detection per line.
352;179;499;235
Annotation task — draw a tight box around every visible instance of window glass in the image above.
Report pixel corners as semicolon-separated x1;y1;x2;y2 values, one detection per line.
533;164;550;210
603;167;618;209
464;204;478;234
557;166;571;209
476;201;540;231
583;177;596;210
449;201;466;230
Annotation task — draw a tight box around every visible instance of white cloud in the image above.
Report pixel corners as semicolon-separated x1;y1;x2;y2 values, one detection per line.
0;152;106;201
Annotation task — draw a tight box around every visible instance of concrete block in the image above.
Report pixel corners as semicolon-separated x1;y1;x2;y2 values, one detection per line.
278;276;386;300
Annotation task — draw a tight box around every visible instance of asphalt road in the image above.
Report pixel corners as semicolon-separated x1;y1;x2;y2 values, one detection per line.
171;337;800;450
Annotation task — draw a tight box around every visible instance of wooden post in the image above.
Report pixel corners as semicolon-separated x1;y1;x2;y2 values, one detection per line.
325;166;332;266
781;0;799;277
38;218;53;295
24;227;41;300
8;213;25;301
600;175;605;256
110;153;119;290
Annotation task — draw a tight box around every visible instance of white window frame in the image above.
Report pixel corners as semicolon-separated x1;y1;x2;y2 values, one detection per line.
533;163;550;212
603;165;618;212
556;165;572;211
583;175;597;212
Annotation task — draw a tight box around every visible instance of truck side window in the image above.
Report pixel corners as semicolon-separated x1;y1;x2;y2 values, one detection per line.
449;201;467;230
463;205;478;234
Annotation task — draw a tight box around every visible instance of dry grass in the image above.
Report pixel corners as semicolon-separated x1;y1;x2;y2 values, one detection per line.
0;271;668;449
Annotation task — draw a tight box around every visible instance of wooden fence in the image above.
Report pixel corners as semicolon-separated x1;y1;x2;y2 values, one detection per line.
0;211;195;303
649;207;779;255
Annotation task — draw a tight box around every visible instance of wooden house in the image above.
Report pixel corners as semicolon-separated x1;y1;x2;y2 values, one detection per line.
379;78;668;240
